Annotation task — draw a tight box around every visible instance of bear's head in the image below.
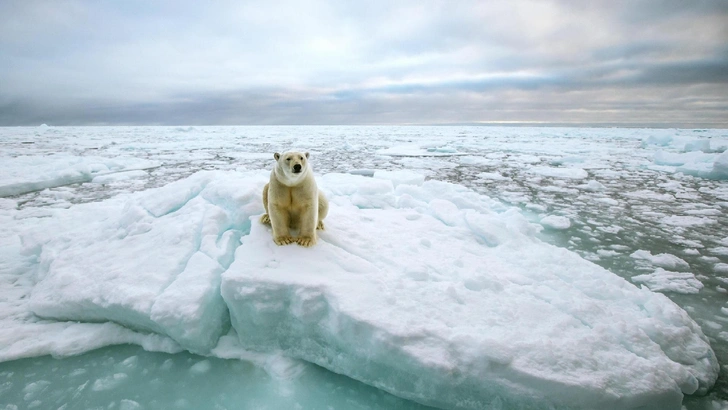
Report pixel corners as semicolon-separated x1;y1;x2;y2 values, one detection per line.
274;151;310;184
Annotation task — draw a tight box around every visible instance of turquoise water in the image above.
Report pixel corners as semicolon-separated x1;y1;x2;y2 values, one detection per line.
1;345;431;410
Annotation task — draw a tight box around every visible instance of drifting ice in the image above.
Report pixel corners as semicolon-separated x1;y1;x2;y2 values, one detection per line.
21;170;718;410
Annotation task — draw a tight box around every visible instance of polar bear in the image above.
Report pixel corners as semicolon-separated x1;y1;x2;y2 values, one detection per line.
260;151;328;247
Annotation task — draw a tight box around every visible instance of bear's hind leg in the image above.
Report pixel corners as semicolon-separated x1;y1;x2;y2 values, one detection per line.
316;191;328;230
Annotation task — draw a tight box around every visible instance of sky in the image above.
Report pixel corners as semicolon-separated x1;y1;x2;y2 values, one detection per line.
1;0;727;127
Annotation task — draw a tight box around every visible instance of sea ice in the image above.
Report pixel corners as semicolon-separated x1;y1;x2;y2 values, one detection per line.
0;155;159;197
650;149;728;180
630;250;690;270
577;180;606;191
91;170;149;184
713;151;728;179
540;215;571;230
528;165;588;179
661;215;716;227
372;170;425;187
221;172;717;410
632;269;704;294
6;157;722;409
27;171;269;353
643;135;673;147
377;145;465;157
684;140;711;153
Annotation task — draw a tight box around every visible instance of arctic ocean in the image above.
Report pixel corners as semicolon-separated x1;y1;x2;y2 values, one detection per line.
1;125;727;409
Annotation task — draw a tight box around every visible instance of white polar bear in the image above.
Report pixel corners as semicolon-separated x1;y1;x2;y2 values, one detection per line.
260;151;328;247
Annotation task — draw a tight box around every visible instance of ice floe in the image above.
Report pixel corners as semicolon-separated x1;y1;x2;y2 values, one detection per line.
0;155;160;197
7;169;718;409
540;215;572;230
630;250;690;270
632;269;704;294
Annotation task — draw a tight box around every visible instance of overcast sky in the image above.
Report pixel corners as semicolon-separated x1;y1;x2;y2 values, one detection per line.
1;0;727;127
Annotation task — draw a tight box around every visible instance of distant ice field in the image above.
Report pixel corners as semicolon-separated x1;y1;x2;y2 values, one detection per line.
1;125;728;409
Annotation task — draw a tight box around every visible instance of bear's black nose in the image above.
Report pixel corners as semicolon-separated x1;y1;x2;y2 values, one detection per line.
293;164;302;172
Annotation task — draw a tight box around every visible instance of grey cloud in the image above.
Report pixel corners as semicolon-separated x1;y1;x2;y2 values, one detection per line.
0;0;727;127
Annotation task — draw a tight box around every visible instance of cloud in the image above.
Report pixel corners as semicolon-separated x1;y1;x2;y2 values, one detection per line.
0;0;726;126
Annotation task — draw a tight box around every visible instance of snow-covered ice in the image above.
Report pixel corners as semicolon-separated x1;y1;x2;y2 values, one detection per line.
632;269;704;294
540;215;572;230
631;250;691;270
1;125;727;410
221;172;717;409
27;171;267;353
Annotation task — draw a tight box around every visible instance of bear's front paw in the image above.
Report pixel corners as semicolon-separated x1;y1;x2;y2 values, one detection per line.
316;220;325;230
297;236;317;247
260;214;271;225
273;235;295;246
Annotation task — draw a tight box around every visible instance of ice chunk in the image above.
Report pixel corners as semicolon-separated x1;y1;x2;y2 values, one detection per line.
577;180;606;191
661;215;716;227
712;151;728;180
28;171;267;353
642;134;673;147
632;269;704;294
377;145;465;157
0;155;160;197
222;177;717;409
528;166;588;179
459;156;499;166
540;215;571;230
476;171;509;181
651;150;728;180
630;250;690;270
654;151;710;167
684;140;711;153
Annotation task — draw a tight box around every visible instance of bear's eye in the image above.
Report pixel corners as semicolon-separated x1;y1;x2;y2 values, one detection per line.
286;158;290;161
299;156;303;160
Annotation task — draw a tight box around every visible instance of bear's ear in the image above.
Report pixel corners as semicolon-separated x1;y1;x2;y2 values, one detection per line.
305;152;310;159
274;153;280;161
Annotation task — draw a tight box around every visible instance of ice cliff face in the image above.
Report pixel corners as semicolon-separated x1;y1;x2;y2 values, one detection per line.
20;170;718;410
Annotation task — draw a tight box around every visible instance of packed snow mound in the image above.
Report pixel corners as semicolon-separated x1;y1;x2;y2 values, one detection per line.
0;155;160;197
222;173;718;410
28;171;268;353
24;170;718;409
